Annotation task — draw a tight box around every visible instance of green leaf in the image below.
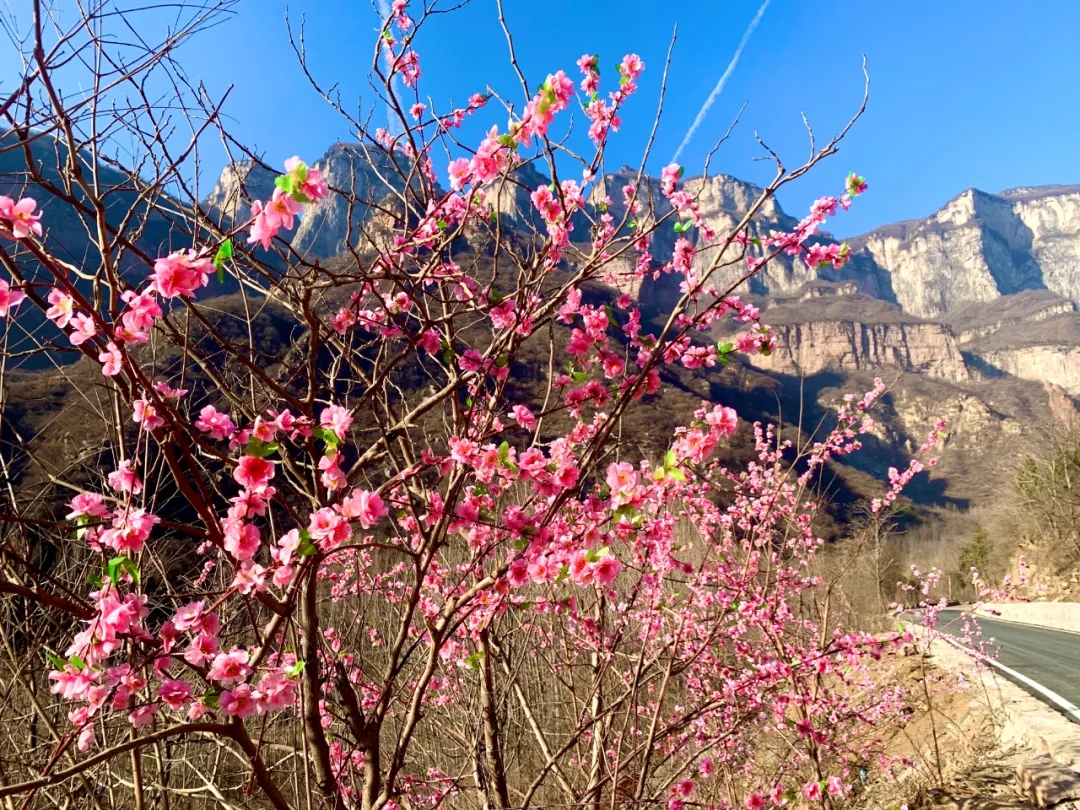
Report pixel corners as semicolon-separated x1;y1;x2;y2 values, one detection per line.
465;397;473;407
653;467;666;482
298;528;318;557
498;441;510;465
604;305;618;328
667;468;686;482
86;572;103;588
751;236;762;247
585;546;610;564
312;427;341;449
465;650;485;671
69;654;85;670
717;342;734;355
287;661;306;678
494;355;509;368
274;174;294;195
437;219;448;231
442;348;455;365
202;691;220;709
664;449;678;469
571;370;588;383
106;556;139;585
45;652;67;669
245;438;280;458
213;238;233;283
597;201;608;212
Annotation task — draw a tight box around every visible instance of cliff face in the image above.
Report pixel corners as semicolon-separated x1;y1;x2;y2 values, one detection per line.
749;320;970;382
973;346;1080;396
850;185;1080;318
203;143;404;259
594;168;830;311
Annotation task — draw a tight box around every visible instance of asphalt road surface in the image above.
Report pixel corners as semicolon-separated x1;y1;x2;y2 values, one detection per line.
928;608;1080;720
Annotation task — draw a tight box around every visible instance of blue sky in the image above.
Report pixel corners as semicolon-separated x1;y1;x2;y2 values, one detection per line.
3;0;1080;237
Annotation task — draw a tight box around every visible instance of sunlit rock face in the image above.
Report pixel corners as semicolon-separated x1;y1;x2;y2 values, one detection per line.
849;185;1080;317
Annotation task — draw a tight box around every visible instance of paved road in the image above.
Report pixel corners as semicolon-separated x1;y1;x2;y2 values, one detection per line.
927;608;1080;719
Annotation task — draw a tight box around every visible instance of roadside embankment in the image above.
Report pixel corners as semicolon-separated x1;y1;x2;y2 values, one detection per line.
974;602;1080;634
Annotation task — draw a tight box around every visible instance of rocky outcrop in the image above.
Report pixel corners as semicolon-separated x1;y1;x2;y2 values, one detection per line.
203;143;405;259
850;185;1080;318
594;168;833;311
748;319;971;382
972;345;1080;396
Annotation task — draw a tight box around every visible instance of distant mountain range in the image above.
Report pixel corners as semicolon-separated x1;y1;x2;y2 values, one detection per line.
8;134;1080;513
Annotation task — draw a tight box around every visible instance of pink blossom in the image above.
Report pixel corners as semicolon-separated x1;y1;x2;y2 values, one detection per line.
801;781;821;803
0;278;25;318
150;250;211;299
308;507;352;551
224;521;261;560
208;648;252;686
418;329;442;355
0;196;43;238
745;795;766;810
232;561;268;594
98;342;123;377
220;683;259;717
447;158;471;191
128;703;158;728
661;163;682;196
619;53;645;80
158;679;192;711
172;601;216;633
195;405;236;441
508;560;529;588
592;555;622;586
341;488;388;529
319;403;354;441
234;455;275;489
263;188;303;230
107;460;142;495
132;399;164;432
183;632;219;667
45;288;73;327
68;312;97;345
509;404;537;431
67;492;108;520
284;156;329;201
120;289;162;334
247;200;279;250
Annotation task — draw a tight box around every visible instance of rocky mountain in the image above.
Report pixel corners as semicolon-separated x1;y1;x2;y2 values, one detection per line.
12;135;1080;511
848;185;1080;318
203;142;408;259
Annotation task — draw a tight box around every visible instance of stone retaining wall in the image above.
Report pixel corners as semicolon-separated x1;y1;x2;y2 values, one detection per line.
976;602;1080;634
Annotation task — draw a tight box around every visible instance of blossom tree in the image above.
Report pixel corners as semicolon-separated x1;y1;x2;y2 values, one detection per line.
0;2;945;810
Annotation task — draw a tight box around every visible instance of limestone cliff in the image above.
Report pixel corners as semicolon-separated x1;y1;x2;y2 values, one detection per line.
749;320;970;382
203;143;404;259
849;185;1080;317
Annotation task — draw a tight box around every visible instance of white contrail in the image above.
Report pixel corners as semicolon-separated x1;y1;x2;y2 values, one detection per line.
671;0;770;163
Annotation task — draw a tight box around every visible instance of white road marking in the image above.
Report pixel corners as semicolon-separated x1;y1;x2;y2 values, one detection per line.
939;634;1080;724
